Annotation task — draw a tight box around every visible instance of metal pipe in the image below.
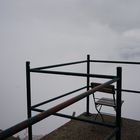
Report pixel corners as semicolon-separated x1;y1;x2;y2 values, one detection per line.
30;69;116;79
54;113;115;127
116;67;122;140
31;108;115;127
121;89;140;94
86;54;90;115
31;86;87;109
0;78;118;139
90;59;140;65
31;60;87;70
26;61;32;140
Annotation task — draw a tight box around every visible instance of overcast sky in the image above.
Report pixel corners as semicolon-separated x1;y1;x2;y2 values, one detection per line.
0;0;140;137
1;0;140;61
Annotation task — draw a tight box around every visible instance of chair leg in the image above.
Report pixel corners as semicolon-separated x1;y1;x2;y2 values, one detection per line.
95;105;104;121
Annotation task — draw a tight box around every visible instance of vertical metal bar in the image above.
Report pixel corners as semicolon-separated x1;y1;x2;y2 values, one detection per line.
116;67;122;140
86;54;90;115
26;61;32;140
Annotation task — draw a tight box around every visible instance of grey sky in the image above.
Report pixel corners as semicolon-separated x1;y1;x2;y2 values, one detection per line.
1;0;140;60
0;0;140;137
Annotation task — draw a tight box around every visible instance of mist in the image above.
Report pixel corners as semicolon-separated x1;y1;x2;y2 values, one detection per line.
0;0;140;137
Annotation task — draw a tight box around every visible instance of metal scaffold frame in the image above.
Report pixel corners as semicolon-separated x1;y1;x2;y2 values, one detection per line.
1;54;140;140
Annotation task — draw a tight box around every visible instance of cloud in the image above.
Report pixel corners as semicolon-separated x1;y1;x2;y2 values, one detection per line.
123;29;140;41
1;0;140;31
1;0;140;61
79;0;140;32
1;0;140;136
117;29;140;60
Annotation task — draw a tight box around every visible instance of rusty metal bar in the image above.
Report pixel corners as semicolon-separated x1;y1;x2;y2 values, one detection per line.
31;60;87;70
0;78;118;140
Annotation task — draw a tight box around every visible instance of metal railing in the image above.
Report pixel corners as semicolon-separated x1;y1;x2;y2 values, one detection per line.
1;54;140;140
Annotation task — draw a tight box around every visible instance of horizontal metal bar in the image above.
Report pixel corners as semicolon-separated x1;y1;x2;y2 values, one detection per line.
31;60;87;70
54;113;115;128
31;108;44;112
91;59;140;65
114;88;140;94
104;127;119;140
122;89;140;94
31;59;140;71
31;108;115;128
30;69;116;79
0;78;118;139
31;86;87;109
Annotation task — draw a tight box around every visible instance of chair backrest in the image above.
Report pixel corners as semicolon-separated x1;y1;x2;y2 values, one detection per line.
91;82;115;94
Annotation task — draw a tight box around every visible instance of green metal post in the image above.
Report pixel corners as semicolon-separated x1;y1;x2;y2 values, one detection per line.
86;54;90;115
116;67;122;140
26;62;32;140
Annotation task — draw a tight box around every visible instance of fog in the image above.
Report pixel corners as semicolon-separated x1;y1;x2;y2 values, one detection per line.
0;0;140;137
